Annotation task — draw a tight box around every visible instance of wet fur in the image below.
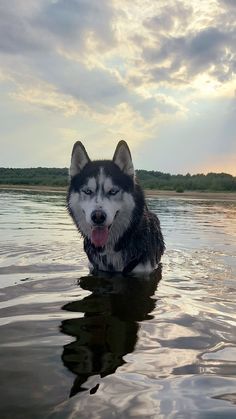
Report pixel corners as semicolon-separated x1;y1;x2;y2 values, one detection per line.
67;142;165;274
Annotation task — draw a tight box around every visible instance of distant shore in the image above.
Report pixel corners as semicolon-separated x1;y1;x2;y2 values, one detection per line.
145;189;236;201
0;184;67;193
1;184;236;201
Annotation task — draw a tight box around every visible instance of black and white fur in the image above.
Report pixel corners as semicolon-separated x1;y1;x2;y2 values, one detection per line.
67;140;165;274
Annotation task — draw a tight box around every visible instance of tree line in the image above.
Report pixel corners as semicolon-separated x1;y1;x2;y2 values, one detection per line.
136;170;236;192
0;167;236;192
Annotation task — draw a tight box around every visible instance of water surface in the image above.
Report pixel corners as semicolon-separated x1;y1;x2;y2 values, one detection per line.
0;190;236;418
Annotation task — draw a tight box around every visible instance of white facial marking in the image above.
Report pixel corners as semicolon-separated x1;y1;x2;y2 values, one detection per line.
107;192;135;247
103;177;114;194
69;167;135;244
87;177;96;191
69;191;91;237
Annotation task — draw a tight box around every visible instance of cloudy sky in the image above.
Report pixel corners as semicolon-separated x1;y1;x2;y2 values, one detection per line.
0;0;235;174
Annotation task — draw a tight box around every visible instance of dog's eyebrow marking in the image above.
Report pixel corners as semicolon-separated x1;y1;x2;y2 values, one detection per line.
87;177;96;191
103;177;114;194
98;168;117;194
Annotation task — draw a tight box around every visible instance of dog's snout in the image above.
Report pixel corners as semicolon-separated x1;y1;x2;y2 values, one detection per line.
91;210;107;225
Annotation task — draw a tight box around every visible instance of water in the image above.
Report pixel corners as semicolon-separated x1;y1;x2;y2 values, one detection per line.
0;190;236;419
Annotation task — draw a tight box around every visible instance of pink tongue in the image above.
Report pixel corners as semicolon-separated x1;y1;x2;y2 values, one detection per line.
91;226;109;247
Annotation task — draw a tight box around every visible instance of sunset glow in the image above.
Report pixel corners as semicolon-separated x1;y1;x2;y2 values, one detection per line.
0;0;235;174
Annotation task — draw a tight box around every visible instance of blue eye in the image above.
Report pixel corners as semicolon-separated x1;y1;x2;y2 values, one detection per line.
83;188;93;195
108;188;119;196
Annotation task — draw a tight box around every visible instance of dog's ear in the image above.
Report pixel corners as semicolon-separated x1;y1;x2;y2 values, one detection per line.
113;141;134;177
69;141;90;177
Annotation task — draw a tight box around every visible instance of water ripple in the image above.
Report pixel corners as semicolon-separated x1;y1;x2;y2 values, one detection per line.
0;191;236;418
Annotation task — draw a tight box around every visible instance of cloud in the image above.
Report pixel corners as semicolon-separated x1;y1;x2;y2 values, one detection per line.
142;26;235;85
0;1;47;54
1;1;182;120
0;0;235;173
10;83;86;117
125;0;235;89
220;0;236;8
0;0;116;55
7;54;146;116
4;44;184;120
35;0;116;52
144;2;193;34
35;55;127;110
1;0;235;114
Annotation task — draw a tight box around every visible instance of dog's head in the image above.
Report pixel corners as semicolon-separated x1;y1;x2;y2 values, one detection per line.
68;141;136;248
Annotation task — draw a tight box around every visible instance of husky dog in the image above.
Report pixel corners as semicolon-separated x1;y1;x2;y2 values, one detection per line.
67;141;165;274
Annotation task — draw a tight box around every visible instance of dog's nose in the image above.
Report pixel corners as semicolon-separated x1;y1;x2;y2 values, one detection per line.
91;210;107;225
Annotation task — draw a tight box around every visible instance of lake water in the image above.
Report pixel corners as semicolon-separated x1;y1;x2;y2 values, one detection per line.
0;190;236;419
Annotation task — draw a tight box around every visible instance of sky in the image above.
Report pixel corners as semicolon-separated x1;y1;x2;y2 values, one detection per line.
0;0;235;175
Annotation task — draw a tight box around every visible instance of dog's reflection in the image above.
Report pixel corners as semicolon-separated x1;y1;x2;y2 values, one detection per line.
61;266;162;397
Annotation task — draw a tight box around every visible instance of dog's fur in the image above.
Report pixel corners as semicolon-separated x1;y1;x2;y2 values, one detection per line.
67;141;165;274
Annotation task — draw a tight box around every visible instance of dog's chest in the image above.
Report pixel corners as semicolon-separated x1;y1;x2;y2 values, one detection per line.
91;248;124;272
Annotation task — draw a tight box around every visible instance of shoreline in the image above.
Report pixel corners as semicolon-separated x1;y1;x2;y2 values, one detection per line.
0;184;67;193
0;184;236;201
145;189;236;200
